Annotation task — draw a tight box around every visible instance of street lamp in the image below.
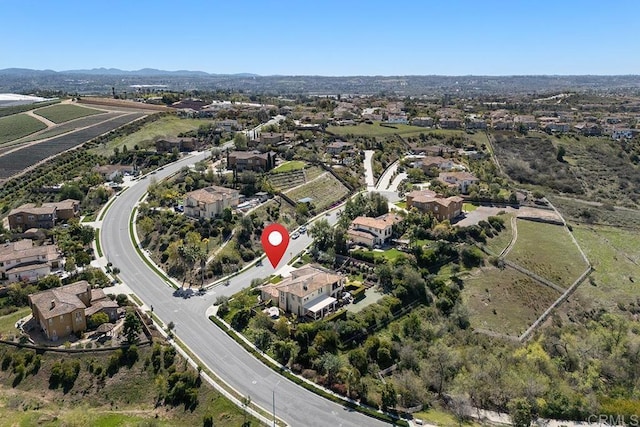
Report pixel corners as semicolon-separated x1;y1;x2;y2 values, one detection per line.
272;379;281;427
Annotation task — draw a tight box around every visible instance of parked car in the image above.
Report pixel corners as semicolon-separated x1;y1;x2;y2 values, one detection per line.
291;231;300;239
299;225;307;233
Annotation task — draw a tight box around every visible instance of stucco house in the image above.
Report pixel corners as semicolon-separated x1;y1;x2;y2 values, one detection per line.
7;200;80;231
184;185;240;219
260;265;345;320
438;171;479;194
406;190;463;221
28;280;118;341
347;213;402;248
0;239;64;283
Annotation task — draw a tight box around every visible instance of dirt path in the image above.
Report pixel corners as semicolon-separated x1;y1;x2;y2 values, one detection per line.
24;109;56;127
500;216;518;257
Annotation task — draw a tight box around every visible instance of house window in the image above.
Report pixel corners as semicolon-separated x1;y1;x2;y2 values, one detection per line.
59;315;64;321
28;215;35;221
48;318;52;325
75;312;81;322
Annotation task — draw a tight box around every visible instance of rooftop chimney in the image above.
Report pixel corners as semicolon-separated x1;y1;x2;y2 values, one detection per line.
50;300;55;309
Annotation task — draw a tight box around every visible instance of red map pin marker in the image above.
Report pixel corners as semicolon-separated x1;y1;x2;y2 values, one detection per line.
261;223;290;268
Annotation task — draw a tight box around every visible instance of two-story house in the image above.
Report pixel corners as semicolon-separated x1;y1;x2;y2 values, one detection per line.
438;171;479;194
406;190;464;221
7;200;80;231
417;156;461;175
347;213;402;248
260;265;345;320
326;140;354;156
0;239;64;283
184;185;240;219
29;280;119;341
227;151;276;172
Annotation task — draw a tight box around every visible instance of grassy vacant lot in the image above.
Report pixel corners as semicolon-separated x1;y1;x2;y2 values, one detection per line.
327;122;426;137
88;116;212;157
272;160;306;173
0;343;254;427
0;307;30;338
34;104;103;124
571;224;640;312
483;213;514;255
506;219;588;288
0;114;47;144
285;172;349;210
463;266;562;336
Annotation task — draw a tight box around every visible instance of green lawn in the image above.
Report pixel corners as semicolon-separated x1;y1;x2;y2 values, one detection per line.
572;224;640;312
462;266;561;336
463;202;478;212
0;114;47;144
88;116;214;156
506;219;588;288
395;201;407;209
0;306;31;338
272;160;306;173
34;104;103;124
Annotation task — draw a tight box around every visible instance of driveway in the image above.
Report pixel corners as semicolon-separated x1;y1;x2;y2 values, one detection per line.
363;150;376;189
454;206;518;227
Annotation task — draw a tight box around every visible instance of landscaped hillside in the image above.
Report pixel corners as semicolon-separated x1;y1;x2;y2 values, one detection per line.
0;342;255;426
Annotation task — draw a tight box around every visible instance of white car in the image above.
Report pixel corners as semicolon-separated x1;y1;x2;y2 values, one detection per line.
291;231;300;239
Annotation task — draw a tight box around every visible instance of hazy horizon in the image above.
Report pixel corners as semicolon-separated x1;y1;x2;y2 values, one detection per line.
2;0;638;76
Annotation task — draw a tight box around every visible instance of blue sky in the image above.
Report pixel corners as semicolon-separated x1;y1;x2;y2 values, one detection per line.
1;0;637;76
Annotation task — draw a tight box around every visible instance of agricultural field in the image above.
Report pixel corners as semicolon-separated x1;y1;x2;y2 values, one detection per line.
0;114;47;144
19;112;123;143
285;172;349;210
88;115;213;157
462;266;562;336
506;219;588;288
0;113;143;179
34;104;103;124
0;99;60;118
571;224;640;312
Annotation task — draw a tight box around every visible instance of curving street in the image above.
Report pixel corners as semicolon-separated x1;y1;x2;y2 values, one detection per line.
100;152;393;427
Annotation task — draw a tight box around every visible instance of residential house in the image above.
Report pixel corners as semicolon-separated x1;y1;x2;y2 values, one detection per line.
347;213;402;248
227;150;276;172
574;123;602;136
259;132;284;145
406;190;463;221
0;239;64;283
387;113;408;124
611;128;636;140
93;164;136;181
544;122;570;133
326;140;354;156
155;138;201;153
259;265;345;320
514;115;538;130
184;185;240;219
438;171;479;194
465;118;487;130
411;117;434;127
417;156;460;175
409;144;457;156
439;118;462;129
217;119;239;132
8;200;80;231
28;280;118;341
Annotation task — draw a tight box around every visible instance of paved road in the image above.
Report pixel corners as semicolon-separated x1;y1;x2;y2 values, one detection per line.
100;152;392;427
363;150;376;189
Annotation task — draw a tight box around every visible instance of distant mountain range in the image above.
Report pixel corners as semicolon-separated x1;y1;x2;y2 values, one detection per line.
0;68;259;77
